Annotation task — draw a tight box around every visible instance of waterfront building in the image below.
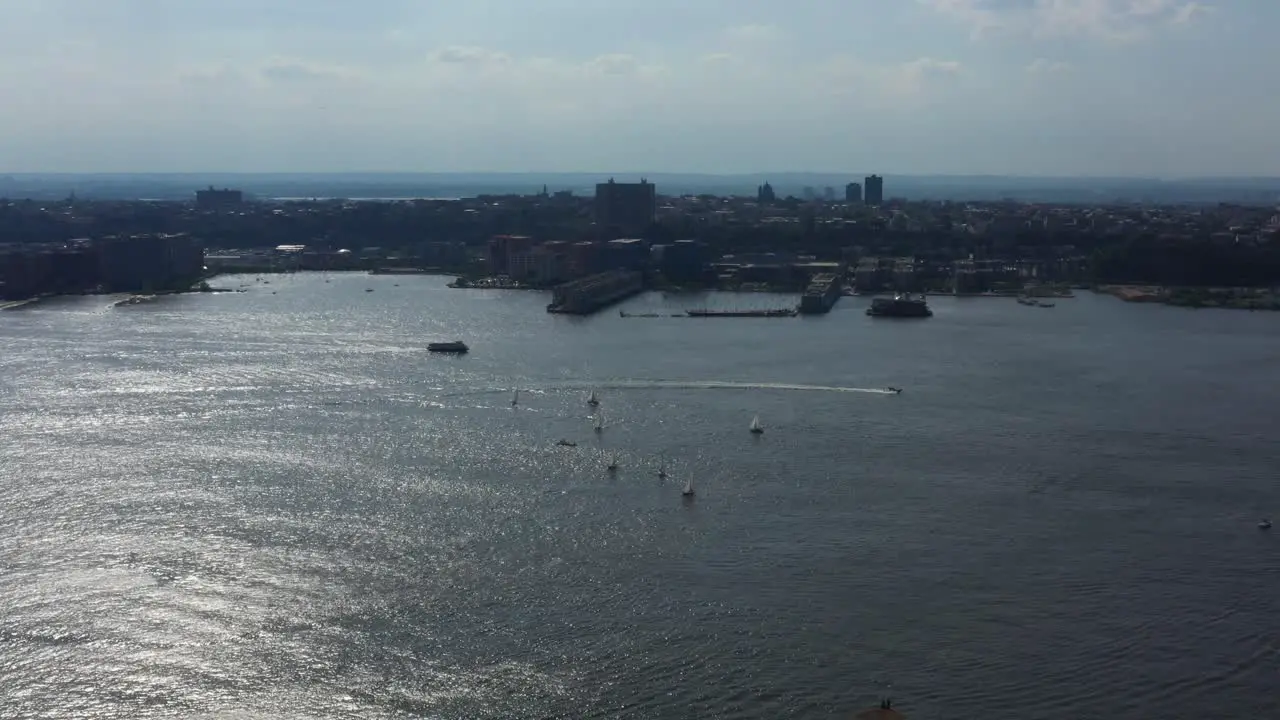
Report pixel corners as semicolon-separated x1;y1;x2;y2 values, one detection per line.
661;239;707;282
487;234;533;276
95;233;204;293
594;178;656;237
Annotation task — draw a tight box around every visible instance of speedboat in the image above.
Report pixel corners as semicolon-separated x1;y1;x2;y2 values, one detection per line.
887;387;902;394
1260;518;1272;530
556;439;577;447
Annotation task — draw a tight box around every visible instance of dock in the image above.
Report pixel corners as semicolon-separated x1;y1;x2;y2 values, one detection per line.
547;270;644;315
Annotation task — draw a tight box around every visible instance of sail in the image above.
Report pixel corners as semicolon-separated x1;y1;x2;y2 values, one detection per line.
682;477;694;494
511;388;519;405
750;415;761;431
594;413;604;430
587;390;598;404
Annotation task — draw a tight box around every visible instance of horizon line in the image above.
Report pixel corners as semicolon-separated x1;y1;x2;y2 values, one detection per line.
4;171;1280;182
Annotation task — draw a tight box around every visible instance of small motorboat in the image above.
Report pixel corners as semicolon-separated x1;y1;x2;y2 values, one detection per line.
1259;518;1272;530
427;341;469;353
556;439;577;447
887;387;903;394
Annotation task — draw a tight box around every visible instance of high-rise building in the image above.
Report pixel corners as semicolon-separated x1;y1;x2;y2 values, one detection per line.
845;182;863;203
823;186;836;201
757;181;776;204
594;178;656;236
864;175;884;206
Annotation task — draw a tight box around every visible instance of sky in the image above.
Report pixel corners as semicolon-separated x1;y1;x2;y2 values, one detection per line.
0;0;1275;176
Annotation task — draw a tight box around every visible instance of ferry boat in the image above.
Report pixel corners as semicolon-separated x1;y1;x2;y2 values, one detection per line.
427;341;469;353
866;294;932;318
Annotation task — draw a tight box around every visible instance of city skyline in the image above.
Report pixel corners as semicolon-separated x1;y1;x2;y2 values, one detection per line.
1;1;1274;177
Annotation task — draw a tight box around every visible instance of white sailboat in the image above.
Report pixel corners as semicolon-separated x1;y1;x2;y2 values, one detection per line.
657;461;668;479
749;415;764;434
511;388;520;406
587;389;599;406
607;454;618;471
681;476;695;497
593;412;604;433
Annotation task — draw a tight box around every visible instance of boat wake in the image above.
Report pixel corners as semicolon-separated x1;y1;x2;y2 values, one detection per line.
562;380;898;395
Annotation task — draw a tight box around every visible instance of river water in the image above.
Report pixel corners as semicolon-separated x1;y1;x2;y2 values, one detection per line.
1;273;1277;719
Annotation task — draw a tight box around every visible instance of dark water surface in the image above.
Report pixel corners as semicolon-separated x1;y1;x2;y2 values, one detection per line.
2;274;1278;719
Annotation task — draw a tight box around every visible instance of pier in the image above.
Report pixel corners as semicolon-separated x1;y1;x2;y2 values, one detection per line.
686;308;797;317
547;270;644;315
798;272;843;314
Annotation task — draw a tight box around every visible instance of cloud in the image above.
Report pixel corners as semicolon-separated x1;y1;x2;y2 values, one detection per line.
259;58;360;84
824;56;965;107
1025;58;1072;74
1172;2;1213;23
902;57;963;80
923;0;1214;41
583;54;644;76
700;53;736;65
431;46;510;65
722;24;782;43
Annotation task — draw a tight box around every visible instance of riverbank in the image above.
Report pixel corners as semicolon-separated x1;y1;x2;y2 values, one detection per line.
1098;284;1280;310
2;281;242;310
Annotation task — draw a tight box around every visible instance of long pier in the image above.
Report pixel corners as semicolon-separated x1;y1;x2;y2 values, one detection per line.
547;270;644;315
799;273;842;314
686;308;797;317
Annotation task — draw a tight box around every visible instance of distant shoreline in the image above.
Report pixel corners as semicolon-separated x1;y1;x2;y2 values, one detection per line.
1098;284;1280;310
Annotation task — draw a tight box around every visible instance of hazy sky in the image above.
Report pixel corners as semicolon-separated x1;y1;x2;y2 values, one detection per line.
0;0;1274;176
